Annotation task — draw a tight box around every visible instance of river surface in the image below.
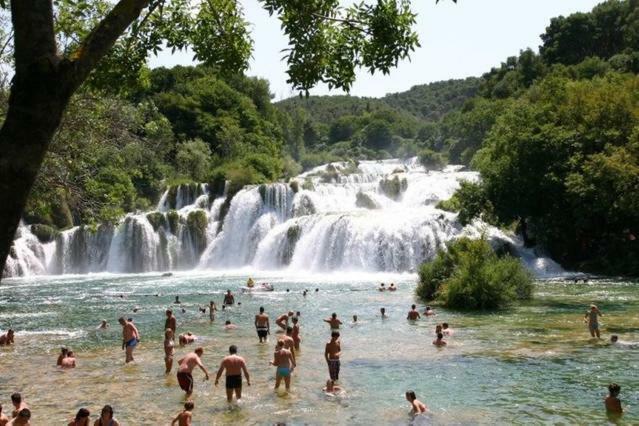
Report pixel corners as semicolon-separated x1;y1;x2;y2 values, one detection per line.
1;271;637;425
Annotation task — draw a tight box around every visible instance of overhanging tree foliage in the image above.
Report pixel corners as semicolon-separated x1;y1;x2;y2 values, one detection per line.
0;0;454;280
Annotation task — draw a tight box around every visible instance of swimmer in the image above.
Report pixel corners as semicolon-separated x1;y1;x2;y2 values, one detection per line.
118;316;140;363
255;307;270;343
605;383;623;415
224;320;238;330
303;290;307;297
584;304;603;339
209;301;217;321
165;309;177;334
389;283;397;292
423;306;435;316
296;311;301;318
132;306;139;313
177;347;210;399
0;404;8;425
60;350;76;368
174;296;181;304
380;307;388;319
68;408;90;426
442;322;453;336
164;328;175;373
405;390;427;414
9;408;30;425
0;329;14;345
171;401;194;426
181;308;186;314
179;332;197;346
435;324;442;335
291;317;301;350
323;379;343;395
315;288;319;292
198;306;206;314
325;331;341;381
323;313;343;330
286;289;290;293
57;347;68;366
223;290;235;306
282;328;297;363
276;311;294;331
271;340;295;392
433;332;446;347
97;320;109;330
352;315;358;324
10;393;28;419
407;304;420;321
94;405;120;426
215;345;251;403
378;283;386;292
609;335;638;348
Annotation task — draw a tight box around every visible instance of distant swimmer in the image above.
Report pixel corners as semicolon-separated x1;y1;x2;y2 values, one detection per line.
323;380;343;395
223;290;235;306
433;332;446;347
97;320;109;330
352;315;358;325
179;332;197;347
407;304;421;321
255;307;270;343
315;288;319;293
165;309;177;334
271;340;295;392
605;383;623;416
585;304;603;339
325;331;341;381
118;317;140;363
323;313;343;331
610;335;639;348
405;390;428;414
222;320;236;330
0;329;14;345
389;283;397;292
94;405;120;426
247;278;255;288
423;306;436;316
132;306;139;313
177;347;210;399
209;301;217;321
174;296;181;304
380;307;388;319
276;311;294;331
10;393;28;419
60;350;76;369
162;272;173;277
164;329;175;374
291;317;301;350
215;345;251;403
442;322;453;336
198;306;206;314
57;347;68;366
171;401;194;426
68;408;90;426
378;283;386;292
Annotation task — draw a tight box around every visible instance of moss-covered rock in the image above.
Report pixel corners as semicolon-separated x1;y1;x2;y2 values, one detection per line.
281;224;301;265
30;224;59;243
356;192;380;209
187;210;209;255
166;210;180;235
51;196;74;229
146;211;166;232
258;184;268;202
289;180;300;193
293;194;316;217
301;178;315;191
379;175;408;200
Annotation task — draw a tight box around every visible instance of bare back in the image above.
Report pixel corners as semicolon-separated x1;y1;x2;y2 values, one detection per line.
178;353;202;374
221;355;246;376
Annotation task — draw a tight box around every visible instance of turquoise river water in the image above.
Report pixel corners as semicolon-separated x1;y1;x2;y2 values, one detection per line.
0;271;638;425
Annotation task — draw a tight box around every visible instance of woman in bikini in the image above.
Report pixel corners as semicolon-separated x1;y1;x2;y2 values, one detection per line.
164;328;175;374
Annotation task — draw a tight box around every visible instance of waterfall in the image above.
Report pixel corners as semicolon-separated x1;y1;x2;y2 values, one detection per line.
3;159;564;278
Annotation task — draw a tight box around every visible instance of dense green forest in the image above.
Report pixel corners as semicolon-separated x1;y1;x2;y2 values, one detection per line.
14;0;639;275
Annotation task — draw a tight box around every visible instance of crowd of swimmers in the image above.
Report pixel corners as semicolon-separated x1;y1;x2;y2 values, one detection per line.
0;286;629;423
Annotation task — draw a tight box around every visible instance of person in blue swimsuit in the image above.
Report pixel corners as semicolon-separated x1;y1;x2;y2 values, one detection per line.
271;340;295;393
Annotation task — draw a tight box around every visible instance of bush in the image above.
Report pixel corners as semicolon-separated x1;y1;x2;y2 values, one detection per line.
416;237;533;310
436;181;495;226
418;148;446;170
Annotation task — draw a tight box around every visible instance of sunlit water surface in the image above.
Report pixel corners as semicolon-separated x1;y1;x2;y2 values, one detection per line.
1;271;638;425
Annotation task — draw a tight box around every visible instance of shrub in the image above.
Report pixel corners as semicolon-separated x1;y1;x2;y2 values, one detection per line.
416;237;533;310
418;148;446;170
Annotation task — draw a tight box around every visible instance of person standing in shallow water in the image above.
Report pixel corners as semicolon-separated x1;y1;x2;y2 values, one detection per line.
177;347;210;399
271;340;295;392
291;316;301;350
215;345;251;403
164;328;175;374
325;331;341;381
605;383;623;416
585;304;603;338
407;304;420;321
324;313;342;330
255;306;270;343
223;290;235;306
405;391;427;414
94;405;120;426
165;309;177;335
118;317;140;363
209;301;217;321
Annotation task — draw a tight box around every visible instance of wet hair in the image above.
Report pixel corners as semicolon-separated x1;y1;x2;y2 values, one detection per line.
353;315;358;320
381;307;385;312
118;316;125;323
286;326;293;334
195;347;204;355
331;313;337;318
286;289;290;292
292;317;299;324
611;335;618;342
435;324;442;332
229;345;237;354
225;320;231;325
184;401;194;410
437;332;444;339
101;405;114;417
442;323;449;328
609;383;621;397
61;347;68;354
288;311;294;316
331;331;340;338
227;289;231;293
75;408;90;420
411;304;416;309
260;306;264;313
406;390;416;400
18;408;30;419
315;288;319;291
166;309;172;314
296;311;301;316
67;350;74;357
11;393;21;403
127;318;133;322
426;306;432;310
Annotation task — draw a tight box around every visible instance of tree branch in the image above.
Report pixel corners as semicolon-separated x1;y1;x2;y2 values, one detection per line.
311;12;367;32
66;0;151;89
11;0;57;74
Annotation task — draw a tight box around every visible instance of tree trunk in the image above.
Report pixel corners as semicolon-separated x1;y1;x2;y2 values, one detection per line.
0;63;72;280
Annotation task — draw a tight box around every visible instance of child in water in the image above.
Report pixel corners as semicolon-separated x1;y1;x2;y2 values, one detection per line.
605;383;623;415
405;390;427;414
171;401;194;426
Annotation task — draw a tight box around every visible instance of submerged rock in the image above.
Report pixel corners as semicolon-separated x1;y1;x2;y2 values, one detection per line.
356;192;380;209
186;210;208;256
379;175;408;200
146;212;166;232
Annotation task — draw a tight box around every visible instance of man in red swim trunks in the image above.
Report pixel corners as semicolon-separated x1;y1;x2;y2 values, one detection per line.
177;347;210;399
